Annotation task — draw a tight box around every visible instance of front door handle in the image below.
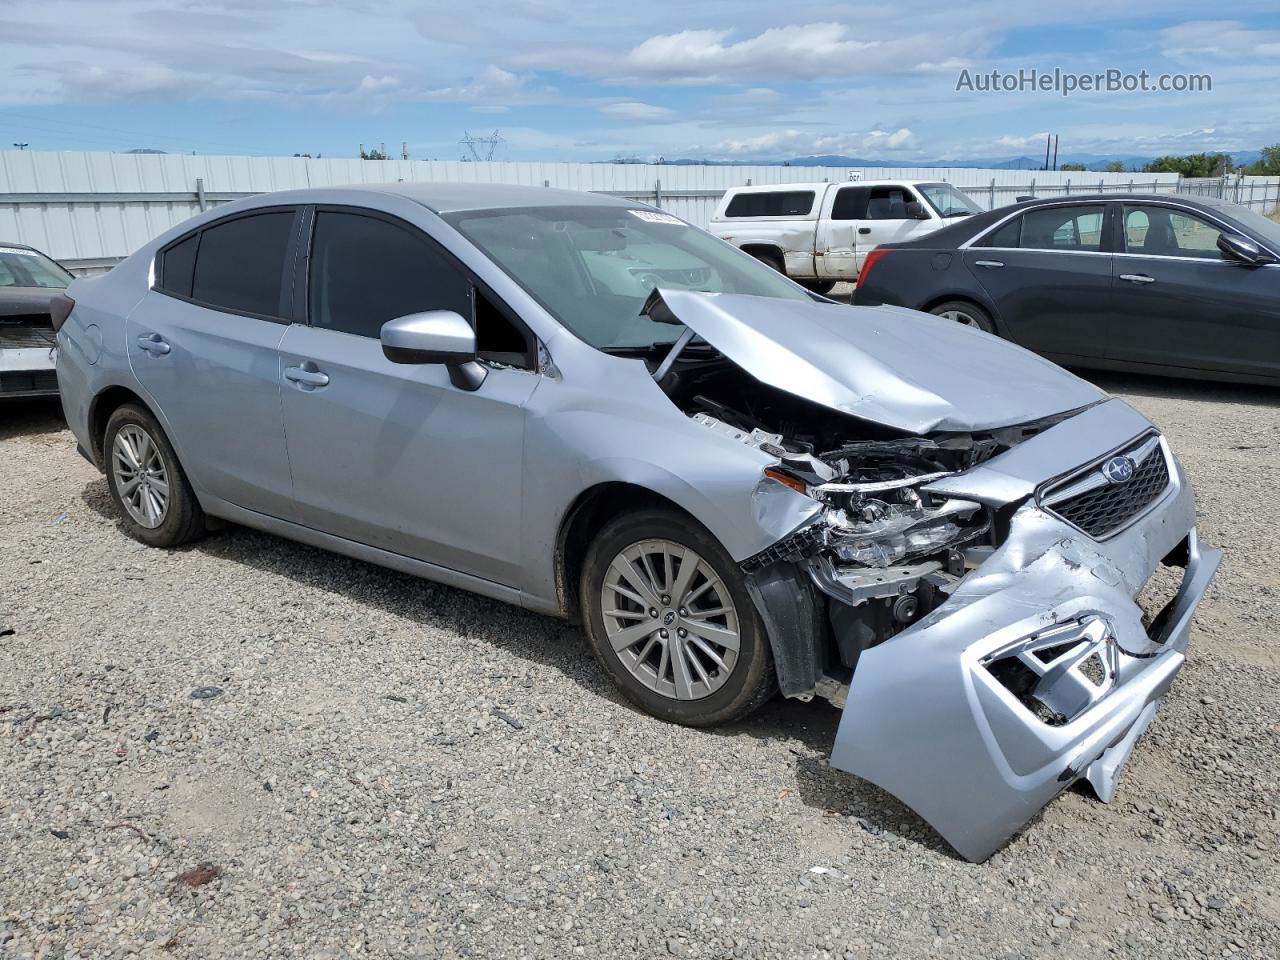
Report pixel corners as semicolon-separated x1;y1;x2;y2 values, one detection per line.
857;227;872;235
974;260;1005;269
1119;273;1156;284
284;363;330;388
136;333;171;355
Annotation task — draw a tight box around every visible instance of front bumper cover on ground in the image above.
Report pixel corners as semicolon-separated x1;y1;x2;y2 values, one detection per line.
826;446;1220;862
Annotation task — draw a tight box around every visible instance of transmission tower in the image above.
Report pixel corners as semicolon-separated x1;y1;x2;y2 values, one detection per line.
459;130;504;162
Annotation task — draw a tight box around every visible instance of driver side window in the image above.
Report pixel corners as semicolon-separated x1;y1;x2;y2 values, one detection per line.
1123;205;1224;260
308;209;534;368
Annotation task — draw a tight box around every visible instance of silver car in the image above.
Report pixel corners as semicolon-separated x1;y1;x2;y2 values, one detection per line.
53;184;1220;862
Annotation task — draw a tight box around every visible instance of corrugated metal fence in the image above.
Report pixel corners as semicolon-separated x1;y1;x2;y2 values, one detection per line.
4;150;1275;276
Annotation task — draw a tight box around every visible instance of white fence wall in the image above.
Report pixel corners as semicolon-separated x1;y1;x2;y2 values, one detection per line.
3;150;1273;275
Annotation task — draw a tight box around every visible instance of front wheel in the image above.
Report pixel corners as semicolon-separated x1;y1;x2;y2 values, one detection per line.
580;510;776;726
930;300;996;334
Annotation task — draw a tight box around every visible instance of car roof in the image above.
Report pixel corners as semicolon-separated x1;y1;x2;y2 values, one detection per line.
724;179;946;194
312;181;636;214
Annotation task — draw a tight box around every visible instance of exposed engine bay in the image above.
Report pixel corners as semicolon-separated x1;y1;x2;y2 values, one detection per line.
654;347;1079;702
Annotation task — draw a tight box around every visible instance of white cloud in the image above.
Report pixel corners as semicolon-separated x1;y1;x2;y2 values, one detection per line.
517;22;993;83
596;101;674;121
1161;20;1280;59
710;127;917;159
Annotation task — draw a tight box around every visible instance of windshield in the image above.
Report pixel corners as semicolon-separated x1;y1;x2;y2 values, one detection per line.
0;246;72;289
918;183;982;219
445;205;812;351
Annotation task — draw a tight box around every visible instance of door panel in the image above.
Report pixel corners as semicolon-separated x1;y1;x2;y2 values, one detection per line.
967;203;1114;357
964;249;1114;356
1109;257;1280;376
125;294;294;516
278;325;537;585
1105;203;1280;377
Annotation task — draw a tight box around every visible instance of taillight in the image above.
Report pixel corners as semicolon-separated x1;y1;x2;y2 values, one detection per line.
49;294;75;332
858;248;889;284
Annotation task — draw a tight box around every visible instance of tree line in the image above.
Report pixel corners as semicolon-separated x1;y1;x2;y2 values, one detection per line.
1058;145;1280;177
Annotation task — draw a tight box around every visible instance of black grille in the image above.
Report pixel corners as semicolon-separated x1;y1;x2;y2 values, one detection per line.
1047;445;1170;538
0;370;59;395
0;322;56;349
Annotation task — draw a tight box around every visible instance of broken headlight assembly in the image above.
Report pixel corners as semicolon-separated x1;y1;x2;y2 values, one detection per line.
818;486;985;569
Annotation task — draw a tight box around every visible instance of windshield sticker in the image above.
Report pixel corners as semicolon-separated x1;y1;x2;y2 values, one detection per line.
629;210;683;225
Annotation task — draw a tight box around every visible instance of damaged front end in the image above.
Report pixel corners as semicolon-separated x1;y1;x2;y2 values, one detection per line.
645;291;1221;862
746;408;1218;863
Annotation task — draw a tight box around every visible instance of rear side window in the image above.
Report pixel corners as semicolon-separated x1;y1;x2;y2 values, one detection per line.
158;233;198;298
831;186;867;220
191;211;297;318
984;217;1022;248
724;190;815;218
1015;205;1105;252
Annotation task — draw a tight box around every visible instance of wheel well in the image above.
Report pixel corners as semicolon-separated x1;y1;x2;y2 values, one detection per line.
88;385;150;469
554;483;696;622
739;244;785;268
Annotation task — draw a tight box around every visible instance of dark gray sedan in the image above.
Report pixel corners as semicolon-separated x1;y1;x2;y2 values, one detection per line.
853;194;1280;384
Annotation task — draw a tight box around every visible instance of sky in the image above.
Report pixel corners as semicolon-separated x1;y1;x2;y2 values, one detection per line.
0;1;1278;162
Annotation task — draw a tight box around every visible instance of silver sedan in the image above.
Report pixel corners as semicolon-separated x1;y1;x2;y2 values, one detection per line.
53;183;1220;861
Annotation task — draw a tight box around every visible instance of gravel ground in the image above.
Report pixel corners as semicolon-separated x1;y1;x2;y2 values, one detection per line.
2;373;1278;960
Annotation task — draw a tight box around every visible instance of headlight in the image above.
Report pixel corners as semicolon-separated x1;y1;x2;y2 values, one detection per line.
823;495;985;568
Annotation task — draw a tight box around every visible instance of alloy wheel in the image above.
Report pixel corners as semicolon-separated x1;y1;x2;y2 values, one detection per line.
112;424;170;529
599;538;741;701
939;308;983;328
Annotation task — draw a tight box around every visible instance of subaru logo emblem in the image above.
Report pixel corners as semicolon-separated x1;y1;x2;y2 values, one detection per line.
1101;455;1136;484
662;610;676;626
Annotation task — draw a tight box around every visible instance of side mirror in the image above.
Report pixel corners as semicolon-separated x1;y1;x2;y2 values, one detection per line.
1216;232;1276;266
905;200;930;220
380;311;487;390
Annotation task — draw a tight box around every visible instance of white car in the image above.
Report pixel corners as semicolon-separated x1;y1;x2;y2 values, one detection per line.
709;180;982;293
1;242;71;399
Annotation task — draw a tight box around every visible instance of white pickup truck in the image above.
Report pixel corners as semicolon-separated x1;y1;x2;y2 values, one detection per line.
709;180;982;292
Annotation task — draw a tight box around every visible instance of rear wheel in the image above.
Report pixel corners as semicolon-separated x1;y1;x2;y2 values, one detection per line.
799;279;837;295
930;300;996;334
104;404;205;548
580;509;776;726
747;249;785;274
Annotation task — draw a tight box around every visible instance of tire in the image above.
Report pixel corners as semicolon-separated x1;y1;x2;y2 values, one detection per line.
930;300;997;334
799;279;837;295
103;403;205;548
748;250;786;274
580;508;777;726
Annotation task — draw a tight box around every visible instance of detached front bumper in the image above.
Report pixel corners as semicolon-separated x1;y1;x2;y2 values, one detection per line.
827;442;1221;862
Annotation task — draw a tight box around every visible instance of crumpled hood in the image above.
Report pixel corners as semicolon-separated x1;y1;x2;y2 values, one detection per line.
655;290;1105;434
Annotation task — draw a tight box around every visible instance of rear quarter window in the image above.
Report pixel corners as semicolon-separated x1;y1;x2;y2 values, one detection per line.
724;191;815;218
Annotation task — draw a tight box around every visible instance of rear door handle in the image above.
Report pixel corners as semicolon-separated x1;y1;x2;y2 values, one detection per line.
974;260;1005;269
136;333;170;355
284;363;330;388
857;227;872;235
1119;273;1156;284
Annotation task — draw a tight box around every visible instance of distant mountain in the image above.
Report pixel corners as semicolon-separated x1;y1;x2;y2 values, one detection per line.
645;149;1265;173
125;148;167;154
